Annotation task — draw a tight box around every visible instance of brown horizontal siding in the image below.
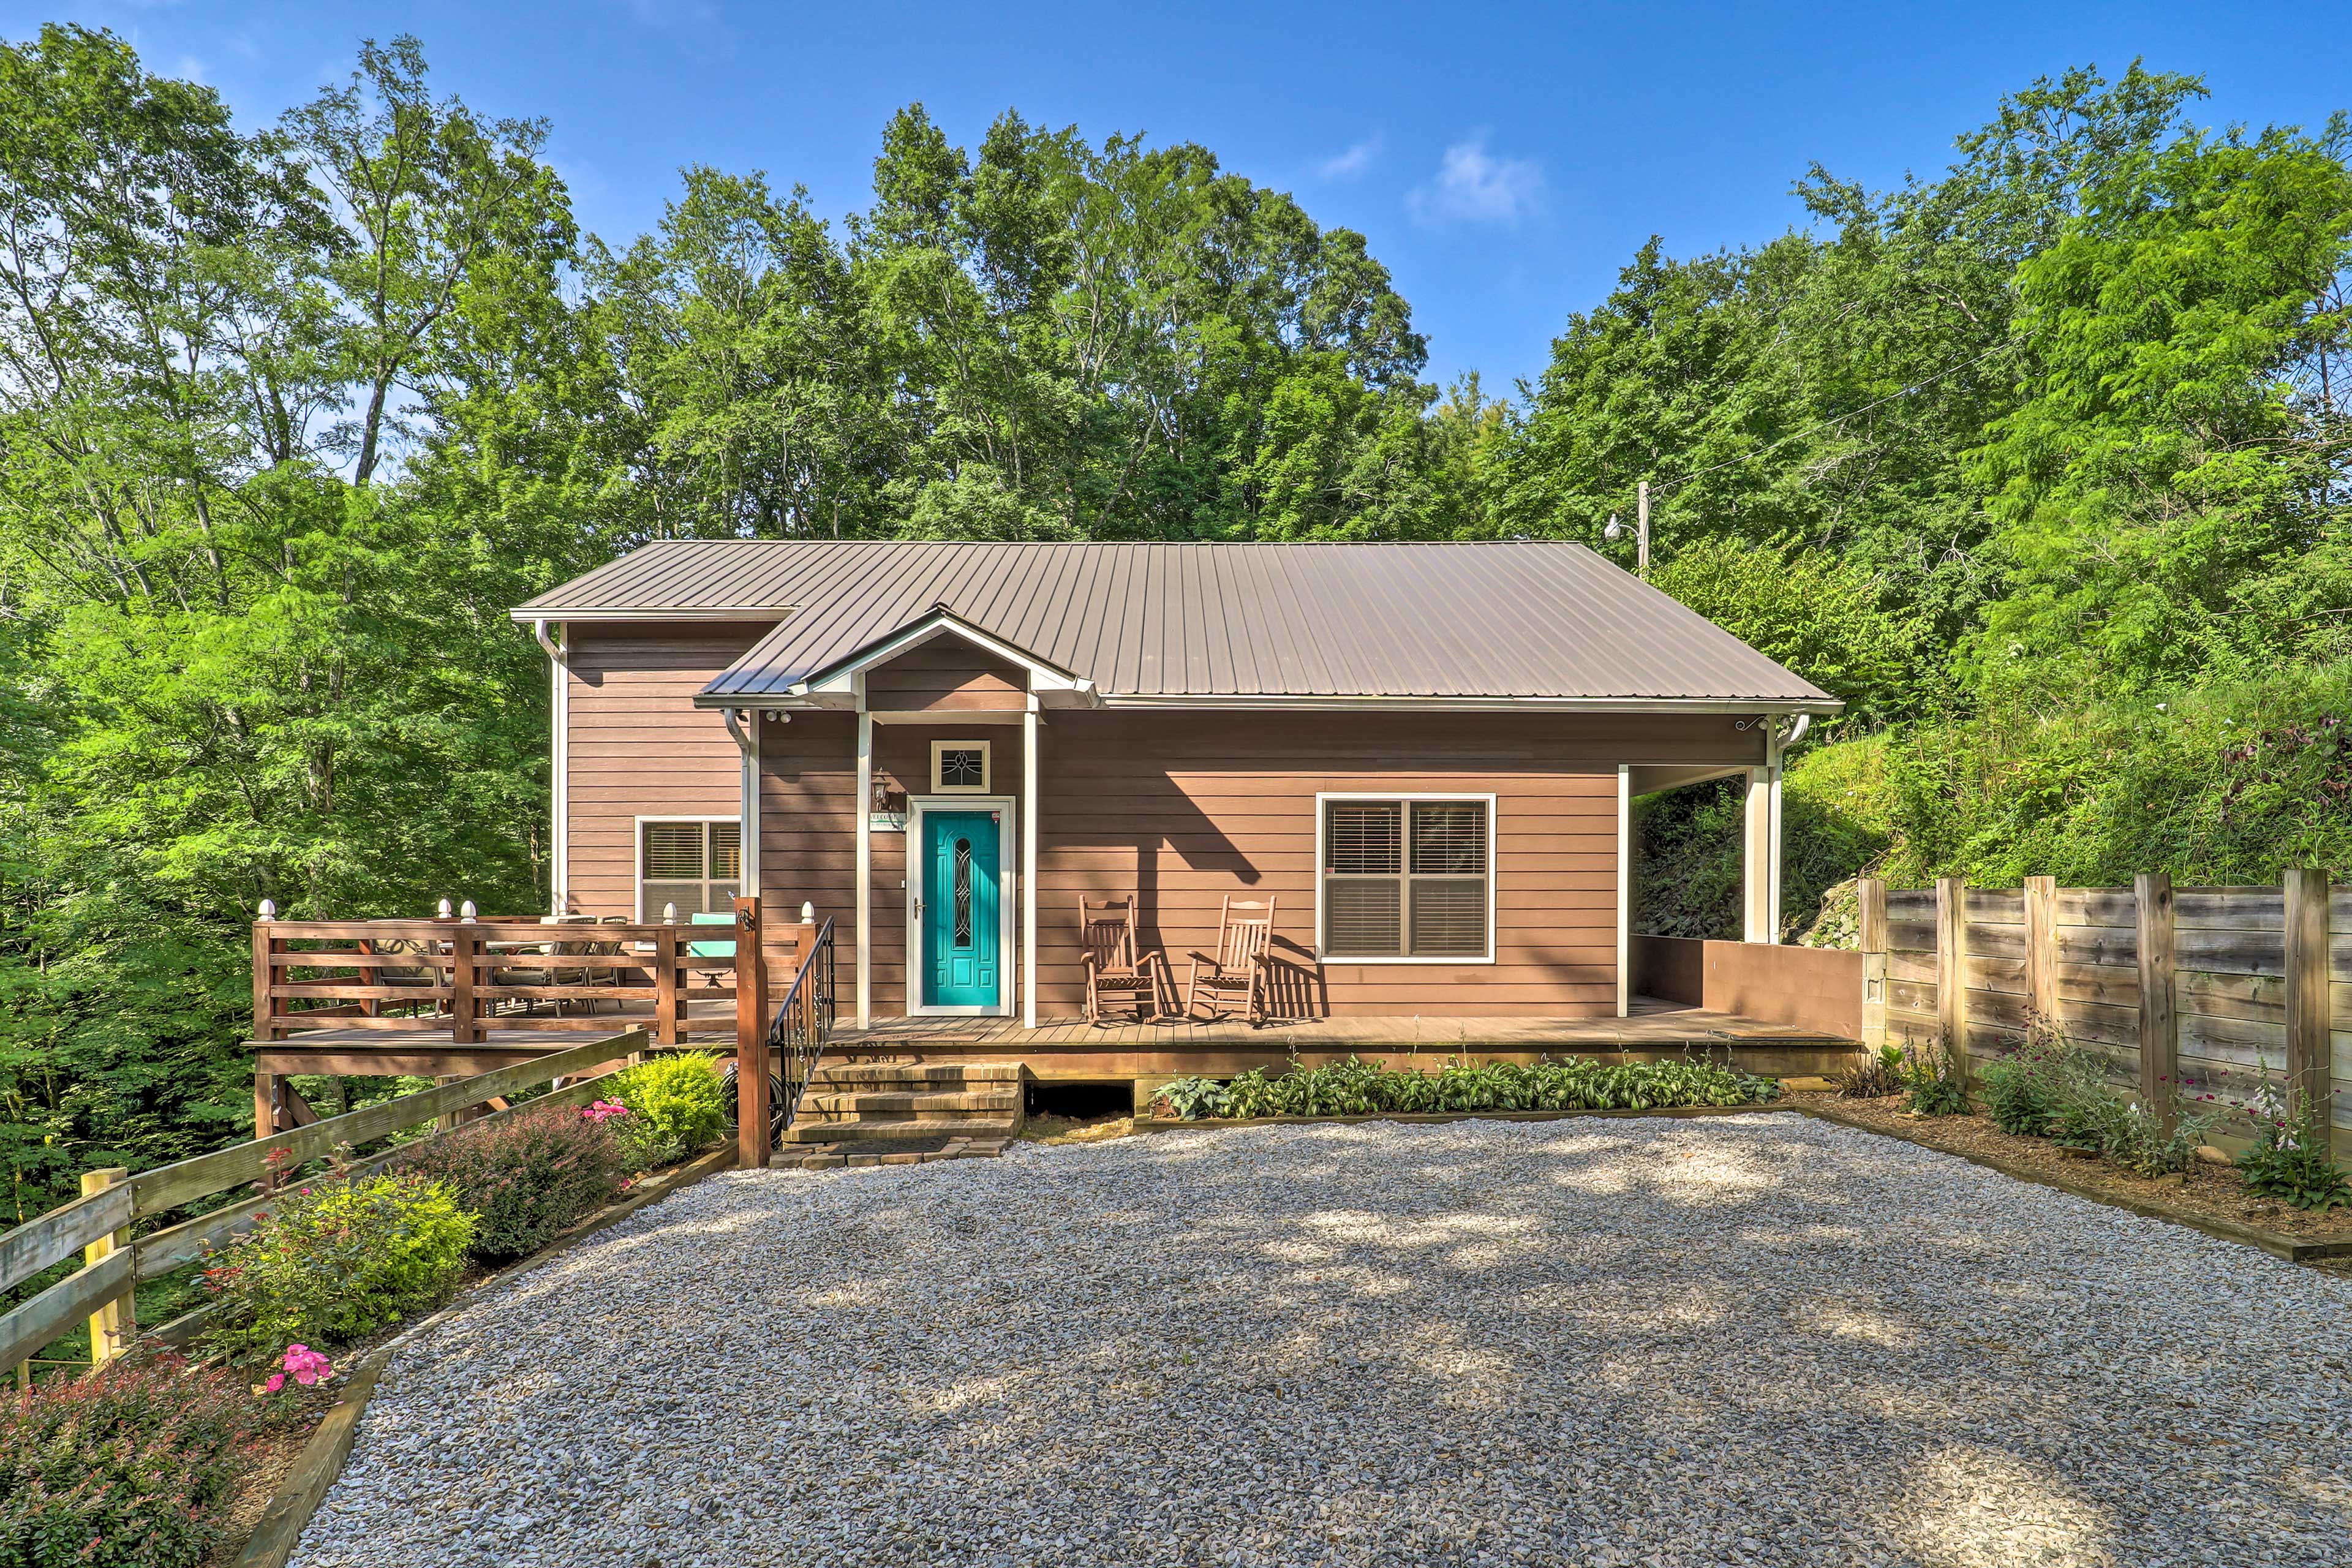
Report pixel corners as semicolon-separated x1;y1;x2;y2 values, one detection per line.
864;636;1029;712
750;710;1760;1019
564;624;767;918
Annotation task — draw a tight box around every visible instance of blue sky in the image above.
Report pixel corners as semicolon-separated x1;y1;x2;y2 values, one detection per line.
11;1;2345;391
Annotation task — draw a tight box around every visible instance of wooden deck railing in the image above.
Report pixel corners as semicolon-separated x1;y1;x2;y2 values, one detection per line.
2;1030;647;1383
251;910;816;1046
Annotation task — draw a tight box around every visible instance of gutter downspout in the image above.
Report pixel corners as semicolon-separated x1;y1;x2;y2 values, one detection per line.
722;709;760;918
532;620;567;914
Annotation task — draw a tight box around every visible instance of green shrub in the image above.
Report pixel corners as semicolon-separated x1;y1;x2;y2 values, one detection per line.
2098;1097;2225;1178
609;1052;729;1165
1836;1044;1906;1098
1899;1036;1969;1117
2237;1087;2351;1212
1977;1020;2110;1136
0;1351;266;1568
397;1104;628;1262
198;1172;474;1363
1156;1055;1779;1120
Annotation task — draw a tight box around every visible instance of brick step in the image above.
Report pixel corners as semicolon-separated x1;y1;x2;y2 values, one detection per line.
799;1088;1020;1118
780;1115;1017;1145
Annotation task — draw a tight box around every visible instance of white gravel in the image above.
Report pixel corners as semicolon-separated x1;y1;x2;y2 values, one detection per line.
290;1113;2352;1568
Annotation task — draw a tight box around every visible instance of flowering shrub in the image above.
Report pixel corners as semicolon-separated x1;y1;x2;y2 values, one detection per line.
1155;1055;1778;1119
2237;1082;2351;1212
609;1052;729;1165
0;1352;264;1568
200;1174;474;1364
256;1344;333;1396
397;1102;628;1262
1978;1019;2108;1136
581;1099;631;1124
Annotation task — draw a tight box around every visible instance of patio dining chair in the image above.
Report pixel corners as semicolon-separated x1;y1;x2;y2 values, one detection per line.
1080;895;1169;1023
367;936;441;1017
1183;896;1276;1025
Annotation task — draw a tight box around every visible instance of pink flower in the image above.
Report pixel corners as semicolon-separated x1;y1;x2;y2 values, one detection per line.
264;1373;285;1393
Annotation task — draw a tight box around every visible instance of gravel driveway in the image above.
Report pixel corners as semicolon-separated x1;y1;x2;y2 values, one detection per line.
291;1113;2352;1568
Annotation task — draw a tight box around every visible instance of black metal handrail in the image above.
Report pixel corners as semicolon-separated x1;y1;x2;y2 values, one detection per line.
766;918;835;1141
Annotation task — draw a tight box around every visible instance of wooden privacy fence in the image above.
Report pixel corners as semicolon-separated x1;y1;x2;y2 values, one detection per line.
0;1030;647;1383
1863;872;2348;1147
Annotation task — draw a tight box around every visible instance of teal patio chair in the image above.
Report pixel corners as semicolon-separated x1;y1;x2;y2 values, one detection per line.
688;911;736;989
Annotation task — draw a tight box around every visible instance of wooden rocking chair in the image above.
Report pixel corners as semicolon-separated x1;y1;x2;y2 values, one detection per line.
1183;896;1276;1024
1080;895;1168;1023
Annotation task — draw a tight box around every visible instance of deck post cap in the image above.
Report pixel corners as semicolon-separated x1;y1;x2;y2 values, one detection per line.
459;899;477;921
258;899;277;921
437;898;453;918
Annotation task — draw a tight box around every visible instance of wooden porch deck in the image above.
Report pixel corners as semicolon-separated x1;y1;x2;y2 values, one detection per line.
829;997;1855;1079
246;996;1856;1080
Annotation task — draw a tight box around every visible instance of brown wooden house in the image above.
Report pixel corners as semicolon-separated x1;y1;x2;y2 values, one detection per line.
511;540;1839;1041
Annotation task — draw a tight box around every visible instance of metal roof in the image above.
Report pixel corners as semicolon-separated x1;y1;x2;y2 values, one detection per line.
514;539;1839;707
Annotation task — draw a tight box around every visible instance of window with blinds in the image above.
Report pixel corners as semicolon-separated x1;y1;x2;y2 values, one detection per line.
1320;799;1491;959
639;820;742;919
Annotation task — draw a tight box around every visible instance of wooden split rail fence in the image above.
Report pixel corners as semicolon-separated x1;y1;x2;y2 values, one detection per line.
1;1031;649;1382
1861;872;2348;1148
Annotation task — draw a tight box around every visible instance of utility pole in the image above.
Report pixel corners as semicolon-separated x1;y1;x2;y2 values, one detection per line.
1635;479;1651;578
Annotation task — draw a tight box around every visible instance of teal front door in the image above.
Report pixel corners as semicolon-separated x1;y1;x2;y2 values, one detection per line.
921;810;1001;1009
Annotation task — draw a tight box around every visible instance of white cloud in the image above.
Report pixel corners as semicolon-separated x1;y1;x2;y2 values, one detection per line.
1316;135;1382;181
1406;134;1546;228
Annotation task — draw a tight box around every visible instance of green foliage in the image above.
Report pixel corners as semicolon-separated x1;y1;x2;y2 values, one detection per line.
1977;1020;2111;1136
396;1104;627;1262
0;1351;265;1568
1836;1044;1907;1099
2237;1088;2352;1212
609;1052;728;1166
197;1172;474;1362
1155;1055;1778;1120
1898;1037;1969;1117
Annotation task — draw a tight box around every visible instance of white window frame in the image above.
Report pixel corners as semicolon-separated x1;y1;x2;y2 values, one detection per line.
930;739;992;794
632;815;744;922
1314;791;1498;965
904;795;1018;1016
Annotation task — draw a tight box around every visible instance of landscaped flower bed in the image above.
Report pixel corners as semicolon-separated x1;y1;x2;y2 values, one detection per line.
1152;1055;1780;1120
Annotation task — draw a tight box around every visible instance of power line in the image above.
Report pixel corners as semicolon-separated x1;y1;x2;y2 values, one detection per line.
1651;338;2022;497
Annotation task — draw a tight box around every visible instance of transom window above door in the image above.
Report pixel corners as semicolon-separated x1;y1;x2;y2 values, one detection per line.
931;741;990;793
639;819;741;919
1319;796;1493;961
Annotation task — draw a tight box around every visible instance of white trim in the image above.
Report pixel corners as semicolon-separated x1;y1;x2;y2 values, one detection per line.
790;613;1098;701
1616;764;1632;1019
532;620;568;914
629;815;745;922
905;795;1018;1017
855;704;873;1028
1313;792;1498;965
1098;695;1841;715
720;692;1841;717
509;606;794;624
930;739;992;794
1767;725;1785;941
1022;701;1039;1030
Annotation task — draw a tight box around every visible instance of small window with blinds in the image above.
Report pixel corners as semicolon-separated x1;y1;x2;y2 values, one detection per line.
638;819;742;920
1319;797;1492;960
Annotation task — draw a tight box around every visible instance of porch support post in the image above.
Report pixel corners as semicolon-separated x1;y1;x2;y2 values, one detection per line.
1742;723;1782;943
855;704;872;1030
1023;696;1040;1030
1615;763;1631;1019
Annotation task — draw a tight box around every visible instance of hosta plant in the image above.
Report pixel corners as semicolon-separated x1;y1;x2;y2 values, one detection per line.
1153;1054;1777;1120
